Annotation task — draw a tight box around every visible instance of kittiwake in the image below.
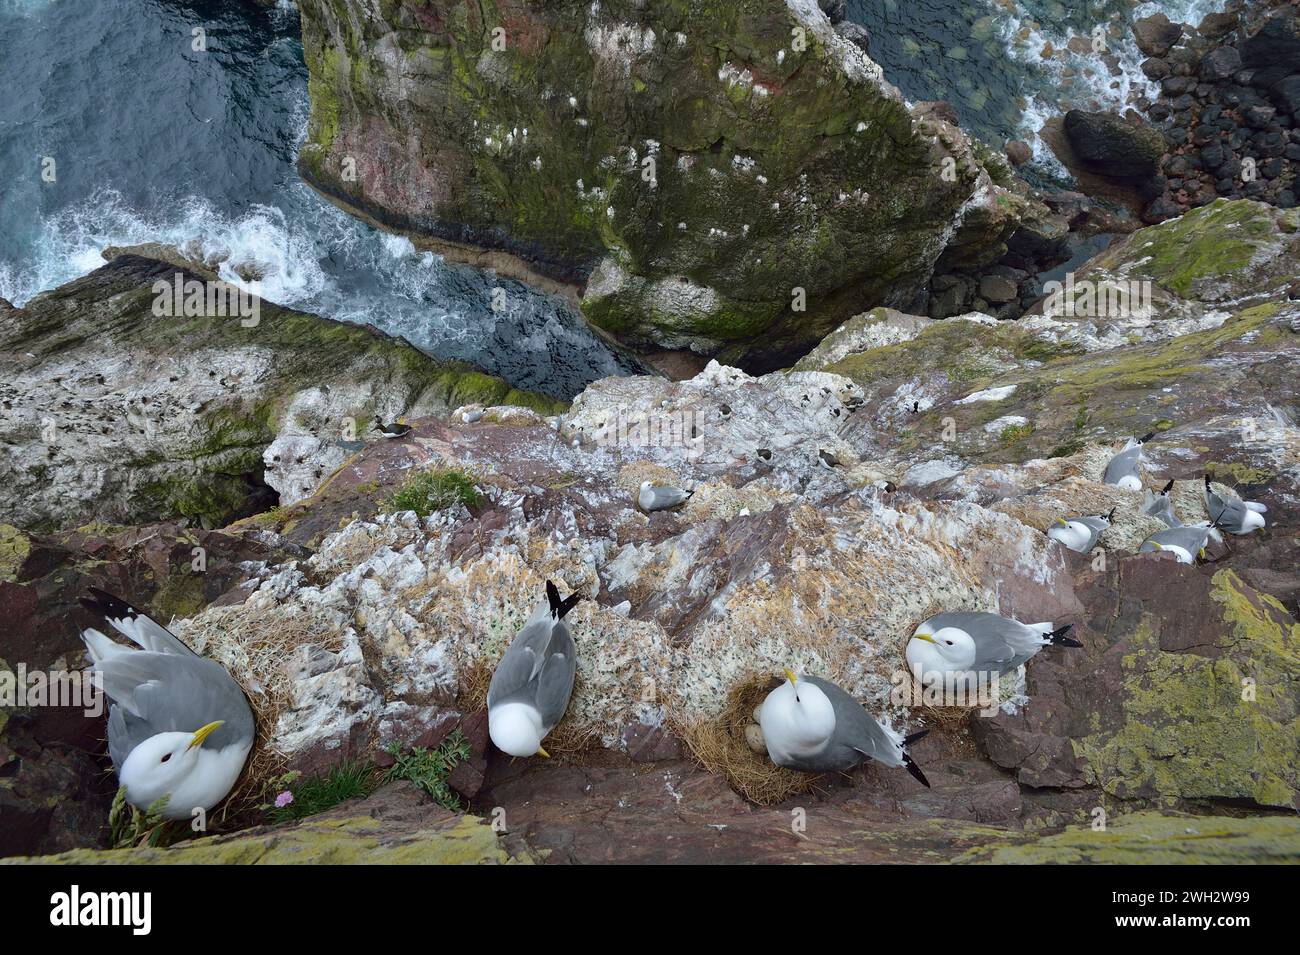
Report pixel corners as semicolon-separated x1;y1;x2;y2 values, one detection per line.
907;612;1080;695
758;671;929;786
638;480;692;512
1047;508;1115;553
1103;432;1156;490
1141;479;1182;527
78;588;255;819
1203;475;1266;535
1139;523;1216;563
487;581;581;758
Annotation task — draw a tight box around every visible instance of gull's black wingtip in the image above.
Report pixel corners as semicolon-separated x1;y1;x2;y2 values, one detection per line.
1138;431;1156;444
545;580;582;619
904;754;931;788
1161;478;1175;494
79;587;136;620
1048;624;1082;648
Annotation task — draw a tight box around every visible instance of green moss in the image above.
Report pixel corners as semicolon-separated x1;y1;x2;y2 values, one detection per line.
957;811;1300;864
1069;571;1299;808
999;422;1034;445
0;524;30;583
8;813;535;865
1114;199;1281;297
1205;460;1275;488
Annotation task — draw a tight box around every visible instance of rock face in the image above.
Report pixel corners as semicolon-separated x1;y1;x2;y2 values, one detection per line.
4;200;1299;861
0;253;563;532
295;0;1025;367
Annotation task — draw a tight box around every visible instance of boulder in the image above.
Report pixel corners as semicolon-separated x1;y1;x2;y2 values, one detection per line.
1063;110;1168;180
1133;13;1183;57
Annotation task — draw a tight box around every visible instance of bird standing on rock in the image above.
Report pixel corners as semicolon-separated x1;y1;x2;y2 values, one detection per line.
78;588;255;819
757;670;929;786
1103;432;1156;490
373;416;412;439
488;581;580;759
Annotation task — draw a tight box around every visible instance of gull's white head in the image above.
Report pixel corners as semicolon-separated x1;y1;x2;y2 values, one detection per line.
1241;509;1266;533
907;626;977;672
1047;517;1090;552
640;480;654;491
489;702;549;758
1115;475;1143;491
758;670;835;762
119;720;224;812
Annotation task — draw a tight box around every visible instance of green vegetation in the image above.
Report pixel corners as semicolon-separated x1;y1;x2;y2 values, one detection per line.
384;468;482;518
383;731;473;810
999;422;1033;445
269;762;380;823
108;787;174;849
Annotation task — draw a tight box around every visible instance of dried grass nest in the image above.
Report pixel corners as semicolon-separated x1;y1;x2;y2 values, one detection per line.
675;674;824;806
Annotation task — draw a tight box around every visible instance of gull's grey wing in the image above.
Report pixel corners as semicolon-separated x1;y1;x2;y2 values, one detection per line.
532;621;577;729
488;613;576;728
802;676;904;770
1103;445;1141;483
101;653;254;770
644;486;691;510
1205;486;1249;531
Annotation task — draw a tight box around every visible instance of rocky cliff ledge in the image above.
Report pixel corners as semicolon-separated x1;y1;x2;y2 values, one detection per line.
4;200;1297;861
295;0;1037;367
0;252;562;532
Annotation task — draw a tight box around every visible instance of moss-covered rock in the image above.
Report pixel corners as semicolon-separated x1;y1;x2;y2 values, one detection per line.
295;0;1025;365
0;253;561;531
4;784;537;865
957;811;1300;864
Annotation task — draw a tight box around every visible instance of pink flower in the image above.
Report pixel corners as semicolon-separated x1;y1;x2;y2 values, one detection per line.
274;791;294;809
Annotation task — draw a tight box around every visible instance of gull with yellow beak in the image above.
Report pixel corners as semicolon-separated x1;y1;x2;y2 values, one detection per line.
78;588;255;819
907;612;1080;695
757;670;930;786
1047;508;1115;553
487;581;581;759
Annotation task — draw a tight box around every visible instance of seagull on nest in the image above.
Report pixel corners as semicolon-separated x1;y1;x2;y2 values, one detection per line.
79;588;254;819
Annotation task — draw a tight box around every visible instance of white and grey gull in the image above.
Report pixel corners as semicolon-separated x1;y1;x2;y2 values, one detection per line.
79;588;254;819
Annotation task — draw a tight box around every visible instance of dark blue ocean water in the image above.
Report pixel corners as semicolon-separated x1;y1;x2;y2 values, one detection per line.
0;0;1225;396
0;0;639;398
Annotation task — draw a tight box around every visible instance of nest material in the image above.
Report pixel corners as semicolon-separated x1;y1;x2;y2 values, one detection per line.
456;655;600;762
675;674;822;806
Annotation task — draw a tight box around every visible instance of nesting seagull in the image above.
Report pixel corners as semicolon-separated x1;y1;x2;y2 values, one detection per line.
78;588;254;819
639;480;692;512
1103;432;1156;490
758;671;929;786
487;581;580;758
907;612;1080;693
1204;476;1266;535
1141;479;1182;527
373;416;412;439
1047;508;1115;553
461;405;484;424
1139;523;1216;564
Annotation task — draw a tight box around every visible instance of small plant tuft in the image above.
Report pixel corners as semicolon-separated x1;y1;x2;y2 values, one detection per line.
384;731;472;810
266;763;380;823
108;786;175;848
384;468;481;518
